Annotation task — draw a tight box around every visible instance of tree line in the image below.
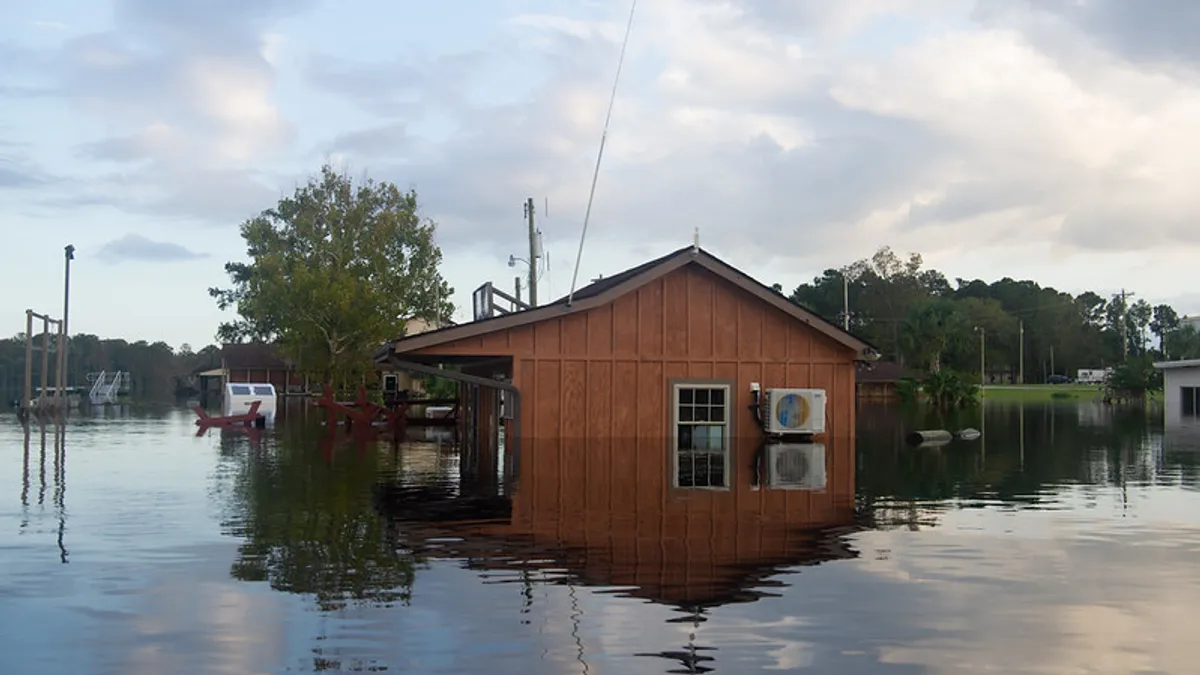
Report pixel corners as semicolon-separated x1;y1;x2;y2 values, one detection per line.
786;247;1200;382
0;335;220;401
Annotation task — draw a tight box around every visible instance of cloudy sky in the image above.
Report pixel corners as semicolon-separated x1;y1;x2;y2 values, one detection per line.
2;0;1199;348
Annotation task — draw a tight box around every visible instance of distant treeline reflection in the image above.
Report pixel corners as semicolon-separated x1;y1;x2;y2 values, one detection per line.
856;402;1200;510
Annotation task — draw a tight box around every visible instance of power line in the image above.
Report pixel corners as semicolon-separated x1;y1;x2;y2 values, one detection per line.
566;0;638;307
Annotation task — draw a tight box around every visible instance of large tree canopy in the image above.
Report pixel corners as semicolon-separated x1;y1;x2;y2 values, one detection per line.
209;165;454;384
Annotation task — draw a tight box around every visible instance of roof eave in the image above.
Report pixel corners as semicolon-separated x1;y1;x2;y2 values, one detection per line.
1154;359;1200;370
384;247;876;358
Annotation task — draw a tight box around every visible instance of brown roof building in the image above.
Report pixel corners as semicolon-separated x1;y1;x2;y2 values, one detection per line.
855;360;922;402
376;245;877;490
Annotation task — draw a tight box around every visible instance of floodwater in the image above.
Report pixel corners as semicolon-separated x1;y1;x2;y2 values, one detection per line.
2;401;1199;674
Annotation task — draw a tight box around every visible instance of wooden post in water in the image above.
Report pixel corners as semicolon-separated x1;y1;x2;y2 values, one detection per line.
23;310;33;413
40;316;51;409
54;320;64;412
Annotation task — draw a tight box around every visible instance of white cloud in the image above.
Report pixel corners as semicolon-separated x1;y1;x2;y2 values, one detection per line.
7;0;1200;341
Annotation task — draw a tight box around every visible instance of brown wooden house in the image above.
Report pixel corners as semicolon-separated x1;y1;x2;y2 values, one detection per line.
221;343;309;395
375;245;877;487
856;360;921;402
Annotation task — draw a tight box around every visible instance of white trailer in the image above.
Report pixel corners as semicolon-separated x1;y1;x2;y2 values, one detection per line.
223;382;278;424
1077;369;1111;385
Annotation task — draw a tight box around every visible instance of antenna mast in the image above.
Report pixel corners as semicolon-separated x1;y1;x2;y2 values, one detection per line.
566;0;638;306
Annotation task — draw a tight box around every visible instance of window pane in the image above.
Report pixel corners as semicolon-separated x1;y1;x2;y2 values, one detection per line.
252;386;273;396
711;388;725;406
231;385;251;395
706;425;725;450
707;458;725;487
693;405;709;422
679;406;693;422
709;405;724;422
694;389;709;405
679;388;694;405
677;425;693;450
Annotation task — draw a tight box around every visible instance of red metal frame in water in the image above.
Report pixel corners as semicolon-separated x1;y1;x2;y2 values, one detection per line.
193;400;263;435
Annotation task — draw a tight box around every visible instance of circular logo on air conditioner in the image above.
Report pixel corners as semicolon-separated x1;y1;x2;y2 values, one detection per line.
775;393;810;429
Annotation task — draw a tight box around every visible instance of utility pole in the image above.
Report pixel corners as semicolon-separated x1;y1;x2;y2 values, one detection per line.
1018;320;1024;384
842;271;850;331
58;244;74;411
1118;288;1133;360
514;276;523;307
525;198;538;308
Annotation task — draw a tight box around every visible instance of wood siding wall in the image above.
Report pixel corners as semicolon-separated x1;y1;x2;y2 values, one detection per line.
412;264;858;441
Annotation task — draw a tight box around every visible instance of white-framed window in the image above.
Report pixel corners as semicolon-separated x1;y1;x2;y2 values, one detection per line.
672;382;732;489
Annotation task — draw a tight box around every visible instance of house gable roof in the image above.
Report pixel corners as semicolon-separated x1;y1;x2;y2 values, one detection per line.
376;246;877;361
856;360;921;383
222;343;291;370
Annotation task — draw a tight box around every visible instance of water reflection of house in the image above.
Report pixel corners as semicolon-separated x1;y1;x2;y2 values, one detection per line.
376;436;858;611
375;245;878;461
856;361;920;401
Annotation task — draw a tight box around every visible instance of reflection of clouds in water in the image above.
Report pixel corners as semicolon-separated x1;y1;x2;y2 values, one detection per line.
76;547;290;675
855;496;1200;675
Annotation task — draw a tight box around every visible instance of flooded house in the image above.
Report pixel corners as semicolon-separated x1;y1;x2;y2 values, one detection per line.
855;360;920;402
1154;358;1200;428
220;343;309;395
374;244;878;489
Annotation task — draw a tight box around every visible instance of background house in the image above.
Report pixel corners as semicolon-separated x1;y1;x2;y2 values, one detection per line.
379;317;450;398
856;361;921;402
221;343;308;395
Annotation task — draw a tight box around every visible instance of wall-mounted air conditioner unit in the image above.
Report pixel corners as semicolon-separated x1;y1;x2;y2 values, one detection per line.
763;388;826;435
765;443;826;490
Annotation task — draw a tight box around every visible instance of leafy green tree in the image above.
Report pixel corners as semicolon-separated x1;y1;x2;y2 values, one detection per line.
1107;355;1162;396
1075;291;1107;327
1164;325;1200;360
422;374;459;400
209;164;455;387
1150;304;1180;354
901;299;967;373
1128;299;1153;354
